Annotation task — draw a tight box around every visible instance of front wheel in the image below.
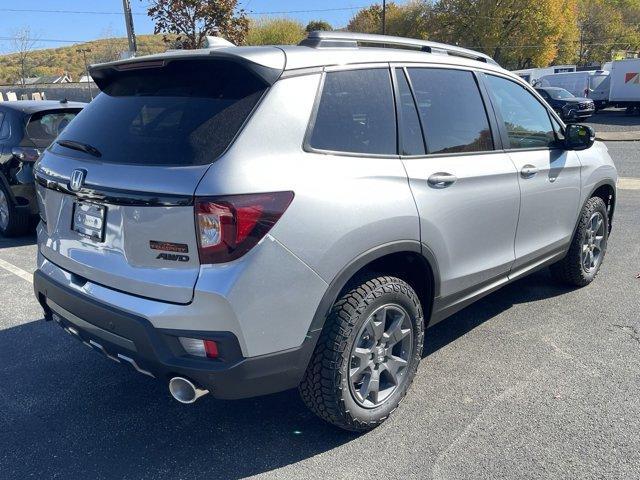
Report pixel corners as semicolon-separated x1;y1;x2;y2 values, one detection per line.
299;276;424;431
550;197;609;287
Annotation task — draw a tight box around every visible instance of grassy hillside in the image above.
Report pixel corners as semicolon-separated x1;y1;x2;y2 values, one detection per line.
0;35;170;85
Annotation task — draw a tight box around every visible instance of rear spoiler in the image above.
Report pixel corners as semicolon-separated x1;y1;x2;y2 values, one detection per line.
89;51;283;90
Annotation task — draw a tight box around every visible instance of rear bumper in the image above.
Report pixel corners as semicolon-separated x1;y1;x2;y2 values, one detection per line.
34;270;317;399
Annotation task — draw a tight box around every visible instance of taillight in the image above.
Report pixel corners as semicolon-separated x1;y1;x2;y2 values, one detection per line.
11;147;41;163
195;191;294;264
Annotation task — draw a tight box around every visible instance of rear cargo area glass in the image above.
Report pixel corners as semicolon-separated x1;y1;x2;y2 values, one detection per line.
53;59;268;166
25;109;81;147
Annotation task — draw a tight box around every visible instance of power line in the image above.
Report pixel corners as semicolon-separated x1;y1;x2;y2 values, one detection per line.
0;8;145;15
0;6;368;16
0;34;636;49
249;6;367;15
0;36;88;44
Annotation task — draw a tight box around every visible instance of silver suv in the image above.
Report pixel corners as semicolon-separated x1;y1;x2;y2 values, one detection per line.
33;32;617;431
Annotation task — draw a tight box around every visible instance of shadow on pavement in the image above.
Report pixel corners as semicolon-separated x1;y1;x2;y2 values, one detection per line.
586;109;640;128
0;318;356;479
0;232;37;249
424;269;572;357
0;269;569;479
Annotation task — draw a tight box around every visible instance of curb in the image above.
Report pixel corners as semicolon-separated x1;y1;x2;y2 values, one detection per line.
595;131;640;142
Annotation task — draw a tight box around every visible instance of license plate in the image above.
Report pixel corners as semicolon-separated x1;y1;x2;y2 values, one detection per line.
72;201;106;241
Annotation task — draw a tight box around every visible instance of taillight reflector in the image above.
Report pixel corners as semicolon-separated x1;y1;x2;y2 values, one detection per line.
204;340;219;359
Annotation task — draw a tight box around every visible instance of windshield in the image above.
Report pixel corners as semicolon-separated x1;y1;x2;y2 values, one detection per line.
546;88;574;100
25;109;81;147
52;59;268;166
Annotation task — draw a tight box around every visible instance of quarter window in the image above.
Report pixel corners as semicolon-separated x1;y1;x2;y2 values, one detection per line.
309;69;397;155
407;68;493;154
485;75;556;149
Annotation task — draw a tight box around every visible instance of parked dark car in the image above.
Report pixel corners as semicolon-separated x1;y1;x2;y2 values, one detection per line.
535;87;595;121
0;100;84;236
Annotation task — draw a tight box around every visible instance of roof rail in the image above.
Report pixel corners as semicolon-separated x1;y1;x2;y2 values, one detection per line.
299;31;499;66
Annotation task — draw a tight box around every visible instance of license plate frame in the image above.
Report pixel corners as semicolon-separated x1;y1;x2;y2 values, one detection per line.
72;201;106;242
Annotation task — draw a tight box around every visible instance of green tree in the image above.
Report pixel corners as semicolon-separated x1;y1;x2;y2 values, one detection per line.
305;20;332;32
245;18;305;46
347;1;430;38
577;0;640;65
385;1;431;39
145;0;249;48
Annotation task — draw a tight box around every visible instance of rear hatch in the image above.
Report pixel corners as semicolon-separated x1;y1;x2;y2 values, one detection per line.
35;52;283;303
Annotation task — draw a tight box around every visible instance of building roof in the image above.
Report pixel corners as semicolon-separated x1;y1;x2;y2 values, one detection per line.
16;74;72;85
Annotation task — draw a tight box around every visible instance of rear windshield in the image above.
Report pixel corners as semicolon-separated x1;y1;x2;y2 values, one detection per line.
53;59;268;166
25;109;81;147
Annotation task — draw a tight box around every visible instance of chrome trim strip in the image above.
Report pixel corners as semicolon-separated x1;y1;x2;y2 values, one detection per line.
117;354;155;378
89;339;121;363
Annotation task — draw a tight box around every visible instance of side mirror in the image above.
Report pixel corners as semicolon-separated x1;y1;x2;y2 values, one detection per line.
565;124;595;150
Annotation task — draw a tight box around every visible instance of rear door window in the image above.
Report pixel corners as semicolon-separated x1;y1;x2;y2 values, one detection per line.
407;68;494;155
309;68;397;155
485;75;556;149
53;59;268;166
24;110;80;147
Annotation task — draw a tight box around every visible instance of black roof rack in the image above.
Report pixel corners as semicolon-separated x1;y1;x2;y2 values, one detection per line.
299;31;499;66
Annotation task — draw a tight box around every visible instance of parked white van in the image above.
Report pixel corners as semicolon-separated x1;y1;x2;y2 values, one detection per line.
512;65;576;85
537;71;610;109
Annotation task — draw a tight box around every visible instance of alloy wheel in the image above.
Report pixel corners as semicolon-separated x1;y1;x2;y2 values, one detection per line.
348;304;414;408
581;211;605;273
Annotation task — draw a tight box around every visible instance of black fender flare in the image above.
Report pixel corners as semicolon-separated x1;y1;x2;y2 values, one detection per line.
575;179;617;236
295;241;440;376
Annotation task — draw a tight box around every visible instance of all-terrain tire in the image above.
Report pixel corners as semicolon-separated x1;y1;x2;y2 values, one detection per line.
299;276;425;432
550;196;609;287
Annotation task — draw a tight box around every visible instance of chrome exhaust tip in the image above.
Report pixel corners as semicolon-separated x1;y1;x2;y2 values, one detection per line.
168;377;209;404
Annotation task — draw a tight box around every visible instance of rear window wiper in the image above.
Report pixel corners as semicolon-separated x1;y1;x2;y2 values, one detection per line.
57;140;102;158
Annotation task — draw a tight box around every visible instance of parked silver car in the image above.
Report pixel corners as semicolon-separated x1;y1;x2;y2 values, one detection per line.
33;32;617;431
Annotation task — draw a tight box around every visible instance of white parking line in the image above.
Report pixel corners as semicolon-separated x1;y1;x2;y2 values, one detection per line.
0;258;33;284
619;177;640;190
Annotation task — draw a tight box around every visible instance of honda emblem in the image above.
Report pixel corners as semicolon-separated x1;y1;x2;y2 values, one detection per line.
69;169;86;192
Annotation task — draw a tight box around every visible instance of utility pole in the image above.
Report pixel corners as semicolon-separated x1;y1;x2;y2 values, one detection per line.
122;0;137;56
382;0;387;35
76;47;93;100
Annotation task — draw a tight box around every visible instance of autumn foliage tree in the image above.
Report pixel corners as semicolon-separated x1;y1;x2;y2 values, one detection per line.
305;20;332;32
347;1;430;39
145;0;249;48
429;0;579;69
245;18;306;46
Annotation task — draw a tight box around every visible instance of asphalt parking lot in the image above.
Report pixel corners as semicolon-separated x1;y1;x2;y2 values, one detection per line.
0;119;639;479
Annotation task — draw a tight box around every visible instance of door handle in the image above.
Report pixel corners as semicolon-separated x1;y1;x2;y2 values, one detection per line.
427;172;457;189
520;165;538;178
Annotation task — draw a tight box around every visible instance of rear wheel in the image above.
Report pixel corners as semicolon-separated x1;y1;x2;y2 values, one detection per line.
0;182;30;237
550;197;608;287
299;276;424;431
